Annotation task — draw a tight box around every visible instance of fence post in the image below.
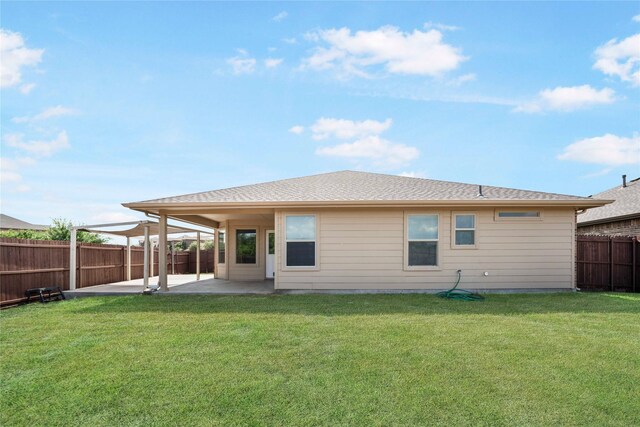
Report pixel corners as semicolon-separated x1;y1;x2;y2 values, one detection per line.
126;237;131;281
633;237;637;293
609;239;614;291
78;243;82;289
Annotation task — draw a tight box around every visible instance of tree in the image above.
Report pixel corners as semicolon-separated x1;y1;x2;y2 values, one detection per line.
0;218;109;244
47;218;109;244
0;229;48;240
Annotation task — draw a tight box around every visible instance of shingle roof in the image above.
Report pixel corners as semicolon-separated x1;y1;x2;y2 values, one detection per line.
127;170;598;206
578;177;640;225
0;214;48;231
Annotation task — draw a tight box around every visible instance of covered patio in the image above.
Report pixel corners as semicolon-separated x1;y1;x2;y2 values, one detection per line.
66;274;274;297
69;219;216;292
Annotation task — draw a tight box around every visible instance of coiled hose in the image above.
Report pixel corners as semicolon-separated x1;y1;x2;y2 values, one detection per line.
436;270;485;301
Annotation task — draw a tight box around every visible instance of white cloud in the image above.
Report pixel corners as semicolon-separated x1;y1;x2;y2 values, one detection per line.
19;82;36;94
12;105;78;123
302;116;419;168
272;11;288;22
289;125;305;134
558;133;640;166
633;15;640;23
0;28;44;88
4;131;70;157
424;22;461;31
0;157;35;192
265;58;283;68
447;73;476;86
593;33;640;86
399;171;427;178
310;117;393;140
316;135;419;167
514;85;616;113
283;37;297;45
302;25;467;78
227;56;257;75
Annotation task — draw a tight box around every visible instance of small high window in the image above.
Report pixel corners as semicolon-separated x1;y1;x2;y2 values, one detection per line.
497;211;541;219
285;215;316;267
407;214;438;267
454;214;476;246
236;229;256;264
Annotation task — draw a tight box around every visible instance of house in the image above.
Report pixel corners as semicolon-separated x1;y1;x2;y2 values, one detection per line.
577;175;640;237
0;214;48;231
123;171;610;291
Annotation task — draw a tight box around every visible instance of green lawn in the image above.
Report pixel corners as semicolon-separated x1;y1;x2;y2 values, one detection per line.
1;293;639;426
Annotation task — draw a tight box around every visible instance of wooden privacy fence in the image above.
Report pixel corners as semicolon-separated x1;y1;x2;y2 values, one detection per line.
0;238;215;306
577;236;639;292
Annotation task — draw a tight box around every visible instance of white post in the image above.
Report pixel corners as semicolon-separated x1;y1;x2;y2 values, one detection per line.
143;225;150;288
150;240;155;277
126;237;131;281
171;242;175;275
69;228;77;290
213;229;218;279
196;231;201;281
158;214;168;291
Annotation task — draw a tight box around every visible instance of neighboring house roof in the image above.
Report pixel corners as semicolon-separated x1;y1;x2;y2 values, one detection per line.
124;171;610;209
0;214;48;231
577;177;640;226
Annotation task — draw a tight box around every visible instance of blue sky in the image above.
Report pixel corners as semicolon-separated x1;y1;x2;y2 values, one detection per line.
1;1;639;229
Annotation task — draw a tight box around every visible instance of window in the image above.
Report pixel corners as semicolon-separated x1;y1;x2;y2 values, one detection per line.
407;214;438;267
218;231;225;264
236;229;256;264
268;232;275;256
285;215;316;267
454;214;476;246
496;210;541;220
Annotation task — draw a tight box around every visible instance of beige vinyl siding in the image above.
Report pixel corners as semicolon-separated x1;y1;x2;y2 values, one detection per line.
275;207;575;290
227;218;274;281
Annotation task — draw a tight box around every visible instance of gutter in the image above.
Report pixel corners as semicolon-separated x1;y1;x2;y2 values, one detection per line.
123;198;613;211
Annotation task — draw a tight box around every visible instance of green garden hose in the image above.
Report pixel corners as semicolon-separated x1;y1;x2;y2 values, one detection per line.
436;270;485;301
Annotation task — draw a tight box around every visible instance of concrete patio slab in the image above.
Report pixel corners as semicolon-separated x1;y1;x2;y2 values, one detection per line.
66;274;274;297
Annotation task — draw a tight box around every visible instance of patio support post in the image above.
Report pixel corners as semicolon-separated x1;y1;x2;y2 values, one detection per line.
69;228;77;290
158;214;168;291
196;231;201;281
150;239;155;277
126;237;131;281
143;225;150;288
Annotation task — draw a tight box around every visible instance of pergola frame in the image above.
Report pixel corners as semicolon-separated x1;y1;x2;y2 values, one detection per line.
69;220;213;291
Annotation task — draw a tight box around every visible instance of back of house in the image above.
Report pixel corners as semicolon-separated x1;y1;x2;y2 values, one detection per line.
124;171;610;291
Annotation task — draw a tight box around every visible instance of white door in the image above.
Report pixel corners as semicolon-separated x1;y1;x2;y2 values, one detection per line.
265;230;275;279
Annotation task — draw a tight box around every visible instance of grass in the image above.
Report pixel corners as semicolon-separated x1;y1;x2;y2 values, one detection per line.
1;293;639;426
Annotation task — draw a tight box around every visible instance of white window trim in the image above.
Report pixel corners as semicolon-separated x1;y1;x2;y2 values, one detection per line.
234;227;259;267
283;213;319;271
495;209;544;221
451;212;478;249
404;212;440;271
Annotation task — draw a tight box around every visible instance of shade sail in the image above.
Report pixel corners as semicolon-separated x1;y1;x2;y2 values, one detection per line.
79;221;211;238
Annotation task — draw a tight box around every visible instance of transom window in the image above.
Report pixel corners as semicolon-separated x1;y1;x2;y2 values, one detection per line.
454;214;476;246
236;229;256;264
407;214;438;267
497;211;541;219
285;215;316;267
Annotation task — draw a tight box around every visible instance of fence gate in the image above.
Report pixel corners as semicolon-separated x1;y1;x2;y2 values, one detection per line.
576;236;639;292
